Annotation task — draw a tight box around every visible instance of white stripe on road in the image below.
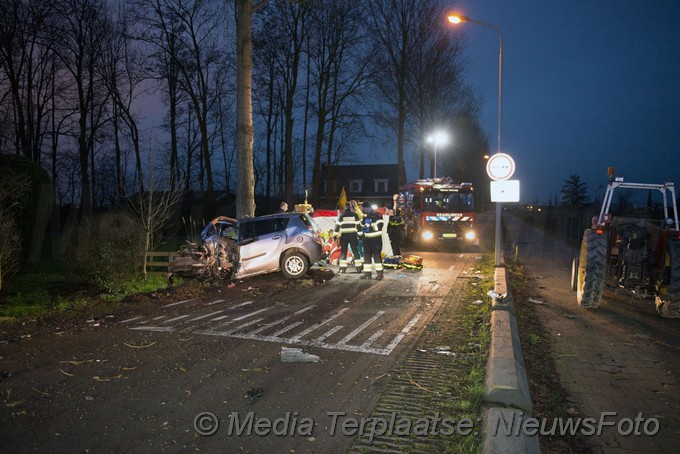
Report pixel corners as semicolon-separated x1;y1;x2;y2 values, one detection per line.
382;314;422;355
205;299;225;306
163;314;191;324
271;322;304;337
313;326;343;343
120;316;144;324
186;310;224;323
210;315;231;321
290;308;349;341
233;307;271;321
161;298;195;308
130;326;174;332
231;301;254;309
361;330;385;348
338;311;384;345
248;306;315;335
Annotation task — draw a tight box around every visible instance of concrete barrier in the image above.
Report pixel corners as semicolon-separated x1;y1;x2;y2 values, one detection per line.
482;267;539;453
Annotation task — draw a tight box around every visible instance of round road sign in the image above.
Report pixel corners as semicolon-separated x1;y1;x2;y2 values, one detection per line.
486;153;516;181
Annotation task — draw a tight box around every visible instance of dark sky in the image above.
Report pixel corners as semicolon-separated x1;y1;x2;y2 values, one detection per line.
451;0;680;204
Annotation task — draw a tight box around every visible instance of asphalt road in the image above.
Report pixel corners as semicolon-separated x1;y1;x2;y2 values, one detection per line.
0;247;480;453
504;211;680;452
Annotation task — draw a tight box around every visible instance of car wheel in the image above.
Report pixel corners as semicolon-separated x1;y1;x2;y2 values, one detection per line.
281;250;309;279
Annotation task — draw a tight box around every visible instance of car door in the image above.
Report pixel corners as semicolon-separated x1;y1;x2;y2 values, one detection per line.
237;217;288;277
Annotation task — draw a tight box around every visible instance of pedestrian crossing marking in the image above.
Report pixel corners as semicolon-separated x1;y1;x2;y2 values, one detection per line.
125;300;421;355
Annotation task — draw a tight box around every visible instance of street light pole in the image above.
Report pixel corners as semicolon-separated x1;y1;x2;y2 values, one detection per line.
426;131;449;180
448;14;504;266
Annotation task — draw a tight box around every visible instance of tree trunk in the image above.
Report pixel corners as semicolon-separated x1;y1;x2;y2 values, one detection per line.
236;0;256;218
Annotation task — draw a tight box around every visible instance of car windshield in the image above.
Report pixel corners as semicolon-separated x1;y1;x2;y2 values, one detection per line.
423;191;474;211
201;220;239;241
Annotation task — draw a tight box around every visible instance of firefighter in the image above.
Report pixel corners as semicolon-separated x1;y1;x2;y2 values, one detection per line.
334;203;362;273
350;200;364;268
360;201;385;280
388;208;405;257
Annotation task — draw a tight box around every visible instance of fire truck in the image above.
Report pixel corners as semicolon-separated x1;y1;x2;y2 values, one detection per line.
399;177;478;248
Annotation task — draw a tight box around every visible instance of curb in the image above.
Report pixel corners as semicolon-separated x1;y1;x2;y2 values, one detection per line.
482;267;540;453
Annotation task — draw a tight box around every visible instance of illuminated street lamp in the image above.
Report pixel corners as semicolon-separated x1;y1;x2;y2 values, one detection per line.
447;13;504;266
426;131;449;179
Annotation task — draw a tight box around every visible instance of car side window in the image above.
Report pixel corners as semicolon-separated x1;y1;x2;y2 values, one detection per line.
253;219;286;237
240;222;256;241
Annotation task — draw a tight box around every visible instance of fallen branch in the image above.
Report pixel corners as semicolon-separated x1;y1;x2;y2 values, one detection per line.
652;337;680;350
93;374;124;382
404;371;438;394
124;341;157;349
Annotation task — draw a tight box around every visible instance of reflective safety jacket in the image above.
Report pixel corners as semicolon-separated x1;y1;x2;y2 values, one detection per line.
334;210;361;235
361;211;385;239
388;214;404;232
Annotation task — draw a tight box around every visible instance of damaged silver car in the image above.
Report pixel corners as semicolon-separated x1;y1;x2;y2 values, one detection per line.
169;212;324;280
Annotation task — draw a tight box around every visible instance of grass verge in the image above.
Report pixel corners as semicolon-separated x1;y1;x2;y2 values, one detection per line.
349;255;494;454
0;265;175;319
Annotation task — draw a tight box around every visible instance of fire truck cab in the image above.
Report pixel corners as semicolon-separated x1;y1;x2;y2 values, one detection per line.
399;177;478;248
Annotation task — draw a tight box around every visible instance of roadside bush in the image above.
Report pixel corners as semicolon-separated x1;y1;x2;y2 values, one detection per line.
62;211;145;293
0;171;30;290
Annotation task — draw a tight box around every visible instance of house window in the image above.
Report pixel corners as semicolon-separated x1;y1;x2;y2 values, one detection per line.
374;179;389;193
349;179;363;193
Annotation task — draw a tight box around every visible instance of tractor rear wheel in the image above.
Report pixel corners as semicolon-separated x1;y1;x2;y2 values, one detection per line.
577;229;607;308
656;236;680;318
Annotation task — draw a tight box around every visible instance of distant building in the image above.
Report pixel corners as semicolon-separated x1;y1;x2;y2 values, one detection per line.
321;163;406;208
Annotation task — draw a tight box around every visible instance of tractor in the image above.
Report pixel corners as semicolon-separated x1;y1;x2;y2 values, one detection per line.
571;168;680;317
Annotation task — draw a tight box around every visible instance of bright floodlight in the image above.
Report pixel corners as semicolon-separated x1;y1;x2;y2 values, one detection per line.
427;131;449;147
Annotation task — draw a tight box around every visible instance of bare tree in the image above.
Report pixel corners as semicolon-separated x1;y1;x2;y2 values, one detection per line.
52;0;112;216
0;0;57;162
99;4;149;201
367;0;423;188
308;0;371;207
127;137;184;279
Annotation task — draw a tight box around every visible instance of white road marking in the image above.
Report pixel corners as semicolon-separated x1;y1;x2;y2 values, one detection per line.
130;326;174;332
130;305;424;356
161;298;195;308
271;321;304;337
248;306;315;335
163;314;191;324
210;315;230;321
231;301;254;309
232;307;271;321
290;308;349;341
361;330;385;348
338;311;384;345
313;325;343;343
205;299;225;306
382;314;422;355
121;316;144;324
227;318;264;334
152;316;167;321
186;310;224;323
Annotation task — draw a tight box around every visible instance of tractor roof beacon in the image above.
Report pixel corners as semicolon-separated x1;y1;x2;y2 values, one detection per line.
572;167;680;318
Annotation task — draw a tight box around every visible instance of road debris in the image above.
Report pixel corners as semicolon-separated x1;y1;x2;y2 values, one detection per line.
280;347;320;363
470;300;484;305
245;387;264;399
528;298;545;305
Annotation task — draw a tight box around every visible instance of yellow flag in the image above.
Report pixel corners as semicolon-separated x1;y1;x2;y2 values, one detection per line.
337;186;347;209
